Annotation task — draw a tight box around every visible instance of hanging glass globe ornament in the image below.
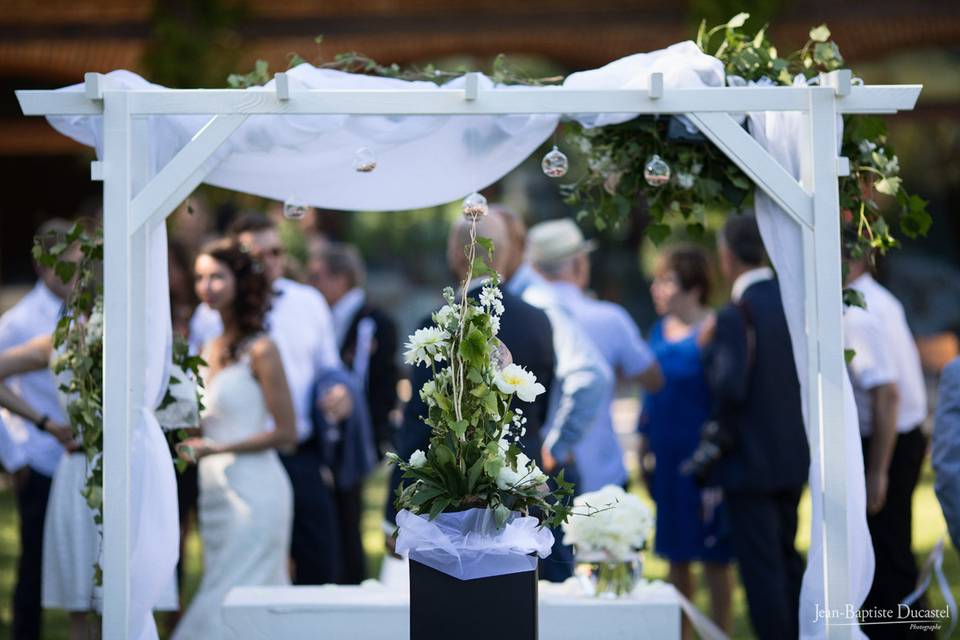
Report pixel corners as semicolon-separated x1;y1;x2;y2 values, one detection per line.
462;192;488;220
643;154;671;187
353;147;377;173
283;196;308;220
541;145;569;178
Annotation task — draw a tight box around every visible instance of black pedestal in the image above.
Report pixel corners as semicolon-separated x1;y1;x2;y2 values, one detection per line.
409;559;538;640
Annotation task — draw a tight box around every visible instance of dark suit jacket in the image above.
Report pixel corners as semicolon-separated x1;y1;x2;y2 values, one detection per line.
703;278;810;493
385;286;556;525
340;304;400;456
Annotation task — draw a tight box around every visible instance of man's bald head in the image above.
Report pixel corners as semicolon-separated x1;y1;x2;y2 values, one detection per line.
447;212;510;282
489;205;527;280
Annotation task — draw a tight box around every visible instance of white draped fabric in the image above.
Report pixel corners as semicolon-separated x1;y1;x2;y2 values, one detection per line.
42;39;870;639
748;104;873;639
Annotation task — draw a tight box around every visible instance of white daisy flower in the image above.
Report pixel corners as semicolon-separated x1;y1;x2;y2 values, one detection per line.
403;327;450;366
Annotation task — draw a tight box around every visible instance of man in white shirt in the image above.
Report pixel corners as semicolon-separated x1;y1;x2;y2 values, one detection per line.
844;254;929;632
0;219;73;640
527;218;663;492
190;212;350;584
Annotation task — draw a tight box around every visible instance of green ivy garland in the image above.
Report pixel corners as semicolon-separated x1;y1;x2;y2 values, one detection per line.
227;14;931;278
34;223;203;584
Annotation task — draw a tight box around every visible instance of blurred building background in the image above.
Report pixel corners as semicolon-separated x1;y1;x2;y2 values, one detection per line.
1;0;959;371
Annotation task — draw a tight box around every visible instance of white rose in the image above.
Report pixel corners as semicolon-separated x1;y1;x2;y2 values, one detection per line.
408;449;427;468
494;364;546;403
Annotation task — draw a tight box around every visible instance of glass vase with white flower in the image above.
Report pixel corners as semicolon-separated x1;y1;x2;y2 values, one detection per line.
562;485;654;597
388;212;573;529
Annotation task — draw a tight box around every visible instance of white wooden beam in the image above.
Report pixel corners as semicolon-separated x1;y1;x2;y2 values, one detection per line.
129;114;247;233
15;84;923;118
686;112;814;230
15;90;103;116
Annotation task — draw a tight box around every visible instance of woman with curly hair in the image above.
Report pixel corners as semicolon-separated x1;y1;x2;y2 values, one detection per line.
173;239;297;640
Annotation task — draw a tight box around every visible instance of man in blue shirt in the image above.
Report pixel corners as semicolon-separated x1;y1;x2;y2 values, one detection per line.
526;218;663;492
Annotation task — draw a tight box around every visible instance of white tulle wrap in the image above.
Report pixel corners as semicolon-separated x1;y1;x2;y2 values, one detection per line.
395;508;554;581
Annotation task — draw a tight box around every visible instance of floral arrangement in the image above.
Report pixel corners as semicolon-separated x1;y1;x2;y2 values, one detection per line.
388;217;573;528
562;484;653;597
561;14;931;267
562;484;653;562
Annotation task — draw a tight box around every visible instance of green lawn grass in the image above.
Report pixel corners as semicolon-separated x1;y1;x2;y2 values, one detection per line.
0;461;955;638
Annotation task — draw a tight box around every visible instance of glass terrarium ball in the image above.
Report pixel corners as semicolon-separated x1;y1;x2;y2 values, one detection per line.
283;196;308;220
643;154;671;187
353;147;377;173
462;191;489;220
541;145;569;178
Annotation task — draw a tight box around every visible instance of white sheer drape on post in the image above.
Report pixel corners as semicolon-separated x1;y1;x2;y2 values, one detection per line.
748;107;873;639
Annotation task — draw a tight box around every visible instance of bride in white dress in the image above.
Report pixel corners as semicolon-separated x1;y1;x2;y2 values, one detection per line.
172;238;297;640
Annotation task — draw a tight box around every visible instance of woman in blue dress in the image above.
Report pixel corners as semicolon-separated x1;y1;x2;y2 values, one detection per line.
640;244;733;638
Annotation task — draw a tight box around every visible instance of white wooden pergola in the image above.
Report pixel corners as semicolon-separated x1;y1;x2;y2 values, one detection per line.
16;69;920;639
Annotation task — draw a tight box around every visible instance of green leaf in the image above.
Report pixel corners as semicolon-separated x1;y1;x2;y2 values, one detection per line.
726;13;749;29
493;503;511;528
475;236;494;261
844;349;856;364
483;455;503;479
411;485;446;506
646;223;671;245
482;391;499;416
752;27;767;48
458;325;487;367
429;497;451;520
874;177;901;196
467;457;484;492
843;288;866;309
809;24;831;43
450;420;469;438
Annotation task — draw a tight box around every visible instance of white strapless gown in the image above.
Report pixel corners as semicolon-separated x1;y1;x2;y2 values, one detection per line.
172;358;293;640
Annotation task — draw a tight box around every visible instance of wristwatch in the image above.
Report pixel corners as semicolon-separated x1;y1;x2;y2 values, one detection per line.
36;415;50;432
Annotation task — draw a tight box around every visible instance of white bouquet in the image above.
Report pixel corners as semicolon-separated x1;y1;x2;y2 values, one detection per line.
562;484;653;562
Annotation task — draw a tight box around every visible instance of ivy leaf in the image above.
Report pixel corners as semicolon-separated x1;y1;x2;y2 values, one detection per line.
843;288;866;309
646;223;671;245
54;261;77;285
483;455;503;480
809;24;831;43
458;325;487;368
874;176;901;196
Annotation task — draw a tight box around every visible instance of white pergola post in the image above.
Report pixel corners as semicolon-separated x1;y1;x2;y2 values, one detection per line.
100;88;133;637
15;76;920;640
806;85;851;635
